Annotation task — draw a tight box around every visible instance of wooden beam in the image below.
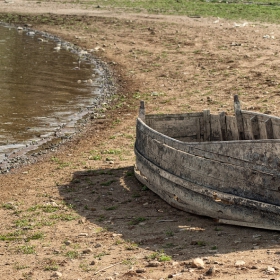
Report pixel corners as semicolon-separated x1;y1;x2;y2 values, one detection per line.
219;112;227;141
250;115;260;140
203;109;211;142
234;95;245;140
265;118;274;139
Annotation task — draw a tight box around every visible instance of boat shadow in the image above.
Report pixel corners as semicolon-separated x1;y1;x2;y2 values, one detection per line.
57;165;280;262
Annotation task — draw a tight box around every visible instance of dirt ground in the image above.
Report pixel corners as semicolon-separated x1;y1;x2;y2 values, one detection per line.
1;1;280;279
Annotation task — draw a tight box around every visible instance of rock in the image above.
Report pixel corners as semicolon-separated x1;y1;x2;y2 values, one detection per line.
136;268;146;273
90;260;96;265
78;217;86;224
191;258;205;269
82;248;93;254
51;271;62;278
95;243;102;248
78;233;88;237
146;261;161;267
235;260;245;267
205;266;216;276
251;265;258;269
64;240;71;246
266;266;275;274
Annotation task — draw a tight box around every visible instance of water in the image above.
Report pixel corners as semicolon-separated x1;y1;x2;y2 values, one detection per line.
0;24;105;161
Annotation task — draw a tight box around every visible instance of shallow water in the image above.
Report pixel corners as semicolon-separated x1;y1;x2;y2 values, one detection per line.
0;25;102;159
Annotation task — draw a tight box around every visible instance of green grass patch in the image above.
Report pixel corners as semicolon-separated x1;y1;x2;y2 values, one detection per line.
73;0;280;24
129;217;147;225
49;214;77;221
2;203;16;210
27;204;59;213
65;250;79;259
146;250;172;262
17;245;36;254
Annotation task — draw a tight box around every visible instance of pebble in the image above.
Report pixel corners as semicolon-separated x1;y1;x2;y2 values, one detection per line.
78;217;86;224
266;266;275;274
205;266;216;276
82;248;93;254
51;271;62;278
78;233;88;237
235;260;245;267
191;258;205;269
136;268;146;273
64;240;71;245
90;260;96;265
95;243;102;248
146;261;161;267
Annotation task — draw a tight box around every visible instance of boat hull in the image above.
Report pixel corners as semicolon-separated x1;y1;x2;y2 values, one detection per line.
134;106;280;230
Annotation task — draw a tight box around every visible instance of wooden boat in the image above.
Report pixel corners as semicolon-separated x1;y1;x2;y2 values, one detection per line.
134;95;280;231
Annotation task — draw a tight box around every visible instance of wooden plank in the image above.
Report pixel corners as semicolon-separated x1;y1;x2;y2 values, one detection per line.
210;114;222;141
272;118;280;139
250;115;260;140
225;116;239;140
234;95;245;140
265;118;274;139
259;119;268;139
203;109;211;141
242;116;253;140
219;112;227;141
196;117;201;142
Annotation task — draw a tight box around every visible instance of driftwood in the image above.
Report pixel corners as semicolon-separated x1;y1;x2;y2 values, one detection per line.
134;96;280;231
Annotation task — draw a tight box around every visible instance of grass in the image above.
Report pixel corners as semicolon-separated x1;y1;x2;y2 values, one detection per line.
14;263;29;270
146;250;172;262
27;205;59;213
165;229;174;237
17;245;36;254
49;213;77;221
50;157;71;169
2;203;17;210
94;251;110;259
129;217;147;225
44;265;59;271
65;250;79;259
0;230;24;241
68;0;280;24
105;205;118;211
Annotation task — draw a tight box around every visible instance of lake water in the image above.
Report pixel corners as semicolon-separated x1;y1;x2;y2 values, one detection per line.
0;24;106;163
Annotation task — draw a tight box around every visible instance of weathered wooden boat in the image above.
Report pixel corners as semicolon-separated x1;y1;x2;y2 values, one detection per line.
134;95;280;231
